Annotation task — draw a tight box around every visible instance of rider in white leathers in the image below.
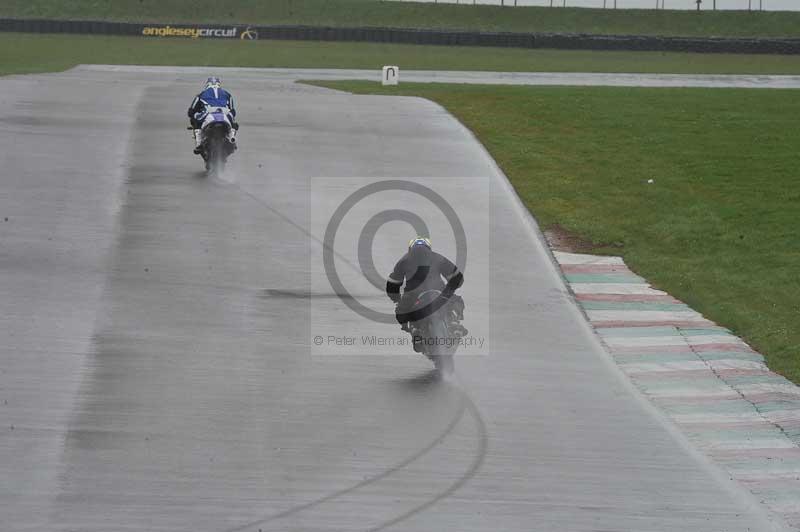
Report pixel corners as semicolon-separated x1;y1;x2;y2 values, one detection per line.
187;77;238;154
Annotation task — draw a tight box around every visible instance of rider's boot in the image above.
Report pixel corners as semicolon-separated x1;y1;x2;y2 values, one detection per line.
192;129;203;154
449;320;468;338
412;332;423;353
444;309;468;337
402;322;422;352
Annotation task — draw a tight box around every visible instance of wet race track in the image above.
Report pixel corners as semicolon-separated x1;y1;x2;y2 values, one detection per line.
0;67;788;531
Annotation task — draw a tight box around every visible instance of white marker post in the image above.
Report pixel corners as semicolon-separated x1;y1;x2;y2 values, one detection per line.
382;66;399;86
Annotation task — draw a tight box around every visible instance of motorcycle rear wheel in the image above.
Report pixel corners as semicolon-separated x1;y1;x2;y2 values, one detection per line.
426;317;455;376
207;143;225;176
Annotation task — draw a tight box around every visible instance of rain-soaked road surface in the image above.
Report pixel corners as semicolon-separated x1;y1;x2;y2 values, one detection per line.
0;67;788;531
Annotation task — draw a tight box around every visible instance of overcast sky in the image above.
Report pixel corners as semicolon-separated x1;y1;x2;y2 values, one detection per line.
402;0;796;10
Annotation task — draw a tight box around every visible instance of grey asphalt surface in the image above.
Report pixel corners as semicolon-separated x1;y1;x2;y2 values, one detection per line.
0;67;790;532
80;64;800;88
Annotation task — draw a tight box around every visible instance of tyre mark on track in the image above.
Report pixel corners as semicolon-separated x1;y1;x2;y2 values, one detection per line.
366;389;488;532
223;390;467;532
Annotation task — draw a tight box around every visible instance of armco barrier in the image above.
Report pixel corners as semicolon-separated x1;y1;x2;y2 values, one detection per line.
1;18;799;54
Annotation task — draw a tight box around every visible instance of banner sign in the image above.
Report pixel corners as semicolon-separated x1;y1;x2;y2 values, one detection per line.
141;25;236;38
140;25;256;39
1;18;799;54
0;19;260;40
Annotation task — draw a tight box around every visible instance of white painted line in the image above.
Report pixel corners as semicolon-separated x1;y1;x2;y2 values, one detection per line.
588;310;706;322
604;336;689;348
623;361;710;374
673;411;766;423
707;360;768;372
604;338;755;358
765;411;800;423
695;439;797;451
641;387;740;399
571;283;668;295
756;500;800;514
734;471;800;482
552;251;625;265
686;335;750;346
737;383;800;396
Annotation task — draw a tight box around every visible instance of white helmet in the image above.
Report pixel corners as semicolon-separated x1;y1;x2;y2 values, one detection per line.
408;237;432;250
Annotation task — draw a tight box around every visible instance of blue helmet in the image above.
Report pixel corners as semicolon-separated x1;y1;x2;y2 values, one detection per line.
408;237;432;250
205;76;222;90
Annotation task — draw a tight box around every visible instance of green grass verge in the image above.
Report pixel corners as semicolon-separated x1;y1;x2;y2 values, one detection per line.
2;0;800;38
4;33;800;77
309;80;800;383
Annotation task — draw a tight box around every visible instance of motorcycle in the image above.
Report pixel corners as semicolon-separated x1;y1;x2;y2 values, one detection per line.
408;290;466;376
191;106;237;175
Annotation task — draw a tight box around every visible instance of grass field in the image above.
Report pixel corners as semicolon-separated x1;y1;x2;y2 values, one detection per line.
2;0;800;38
309;80;800;383
3;33;800;77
